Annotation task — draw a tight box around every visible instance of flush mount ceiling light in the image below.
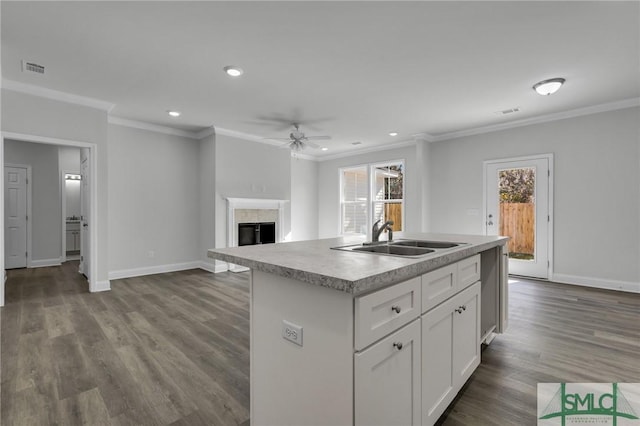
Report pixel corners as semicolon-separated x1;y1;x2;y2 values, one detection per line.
321;147;329;151
167;110;181;117
224;66;244;77
533;78;565;96
389;132;399;136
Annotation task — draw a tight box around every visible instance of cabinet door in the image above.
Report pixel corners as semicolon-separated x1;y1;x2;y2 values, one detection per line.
66;231;75;251
355;319;421;426
422;295;457;425
453;282;481;387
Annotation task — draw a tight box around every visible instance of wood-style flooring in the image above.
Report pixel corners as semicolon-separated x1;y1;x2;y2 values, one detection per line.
1;262;250;426
1;263;638;425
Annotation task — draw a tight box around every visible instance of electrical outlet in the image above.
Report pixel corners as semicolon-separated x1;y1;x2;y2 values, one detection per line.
282;320;303;346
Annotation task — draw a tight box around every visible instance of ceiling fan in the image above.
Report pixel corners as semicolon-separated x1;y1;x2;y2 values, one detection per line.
265;123;331;151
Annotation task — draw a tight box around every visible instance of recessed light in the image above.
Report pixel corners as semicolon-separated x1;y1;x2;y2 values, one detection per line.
321;147;329;151
389;132;399;137
167;110;181;117
533;78;565;96
224;66;244;77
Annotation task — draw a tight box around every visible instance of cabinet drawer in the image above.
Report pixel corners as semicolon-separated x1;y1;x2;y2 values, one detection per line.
458;254;480;290
355;277;421;351
66;222;80;231
421;263;458;313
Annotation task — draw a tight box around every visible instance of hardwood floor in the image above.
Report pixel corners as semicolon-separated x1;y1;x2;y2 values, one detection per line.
1;264;638;425
1;262;250;426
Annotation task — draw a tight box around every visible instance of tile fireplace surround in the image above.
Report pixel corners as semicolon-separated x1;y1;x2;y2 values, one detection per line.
225;198;288;272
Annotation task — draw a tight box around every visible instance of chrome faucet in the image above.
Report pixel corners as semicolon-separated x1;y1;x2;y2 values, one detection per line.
372;219;394;242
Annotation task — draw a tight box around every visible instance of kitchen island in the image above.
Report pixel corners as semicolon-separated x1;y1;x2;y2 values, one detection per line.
208;233;508;426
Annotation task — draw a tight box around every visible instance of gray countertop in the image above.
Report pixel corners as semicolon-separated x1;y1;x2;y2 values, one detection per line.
207;232;508;296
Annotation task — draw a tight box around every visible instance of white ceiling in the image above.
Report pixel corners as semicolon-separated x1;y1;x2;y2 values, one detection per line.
2;1;639;158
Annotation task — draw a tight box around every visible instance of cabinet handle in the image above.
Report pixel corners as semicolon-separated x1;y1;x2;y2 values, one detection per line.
455;307;462;314
462;305;466;311
391;305;401;314
393;342;403;350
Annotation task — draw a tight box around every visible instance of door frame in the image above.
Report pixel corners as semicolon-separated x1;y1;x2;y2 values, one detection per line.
0;132;99;306
482;153;554;279
4;163;32;268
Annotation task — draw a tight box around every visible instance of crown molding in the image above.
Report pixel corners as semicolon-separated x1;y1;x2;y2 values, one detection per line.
108;116;203;140
195;126;216;139
2;78;115;112
316;139;418;162
430;98;640;142
214;126;268;144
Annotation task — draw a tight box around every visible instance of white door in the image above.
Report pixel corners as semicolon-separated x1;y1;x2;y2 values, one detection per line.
79;148;90;278
4;166;28;269
485;156;551;279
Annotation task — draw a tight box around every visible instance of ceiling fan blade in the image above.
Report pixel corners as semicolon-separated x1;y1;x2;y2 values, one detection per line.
305;135;331;140
306;141;321;149
263;137;292;142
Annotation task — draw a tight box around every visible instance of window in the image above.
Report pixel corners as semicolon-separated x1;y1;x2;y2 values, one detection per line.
341;166;368;235
340;161;404;236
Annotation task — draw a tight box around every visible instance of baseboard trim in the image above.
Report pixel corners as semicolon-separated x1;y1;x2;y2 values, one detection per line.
91;280;111;293
551;273;640;293
198;261;229;274
30;258;62;268
108;261;202;280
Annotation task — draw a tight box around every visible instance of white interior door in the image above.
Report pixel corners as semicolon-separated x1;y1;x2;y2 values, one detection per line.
4;166;28;269
485;156;550;279
79;148;90;278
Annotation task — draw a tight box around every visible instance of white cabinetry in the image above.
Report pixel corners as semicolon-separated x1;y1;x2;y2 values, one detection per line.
66;222;80;252
422;282;480;425
354;255;481;426
355;319;421;426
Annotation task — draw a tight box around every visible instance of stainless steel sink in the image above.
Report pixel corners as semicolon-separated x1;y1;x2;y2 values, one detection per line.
331;239;467;258
352;245;435;256
391;240;461;249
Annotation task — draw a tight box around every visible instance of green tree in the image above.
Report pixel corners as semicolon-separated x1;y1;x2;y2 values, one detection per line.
499;168;534;203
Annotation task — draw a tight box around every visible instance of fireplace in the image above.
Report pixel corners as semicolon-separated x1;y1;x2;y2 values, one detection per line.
224;197;288;272
238;222;276;246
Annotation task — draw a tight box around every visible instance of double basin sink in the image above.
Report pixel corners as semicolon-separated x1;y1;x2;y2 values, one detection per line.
332;239;467;258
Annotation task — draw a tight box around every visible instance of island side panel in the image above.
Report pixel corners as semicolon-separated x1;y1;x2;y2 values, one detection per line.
251;269;354;425
480;247;499;341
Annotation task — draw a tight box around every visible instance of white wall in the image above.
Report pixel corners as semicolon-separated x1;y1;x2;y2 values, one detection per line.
1;89;109;287
290;156;319;241
107;123;200;275
4;139;61;263
214;132;292;250
429;107;640;287
317;144;420;238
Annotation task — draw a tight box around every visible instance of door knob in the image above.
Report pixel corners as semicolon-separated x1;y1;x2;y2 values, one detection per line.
393;342;403;350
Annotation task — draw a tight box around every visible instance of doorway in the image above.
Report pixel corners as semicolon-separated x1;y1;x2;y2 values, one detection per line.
484;154;553;279
1;132;98;307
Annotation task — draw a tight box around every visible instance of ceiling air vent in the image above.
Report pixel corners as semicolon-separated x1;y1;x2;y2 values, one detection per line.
351;141;362;145
495;107;520;115
22;60;45;75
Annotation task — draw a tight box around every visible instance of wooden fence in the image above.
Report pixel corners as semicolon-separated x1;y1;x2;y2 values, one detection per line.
384;203;403;231
500;203;534;255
